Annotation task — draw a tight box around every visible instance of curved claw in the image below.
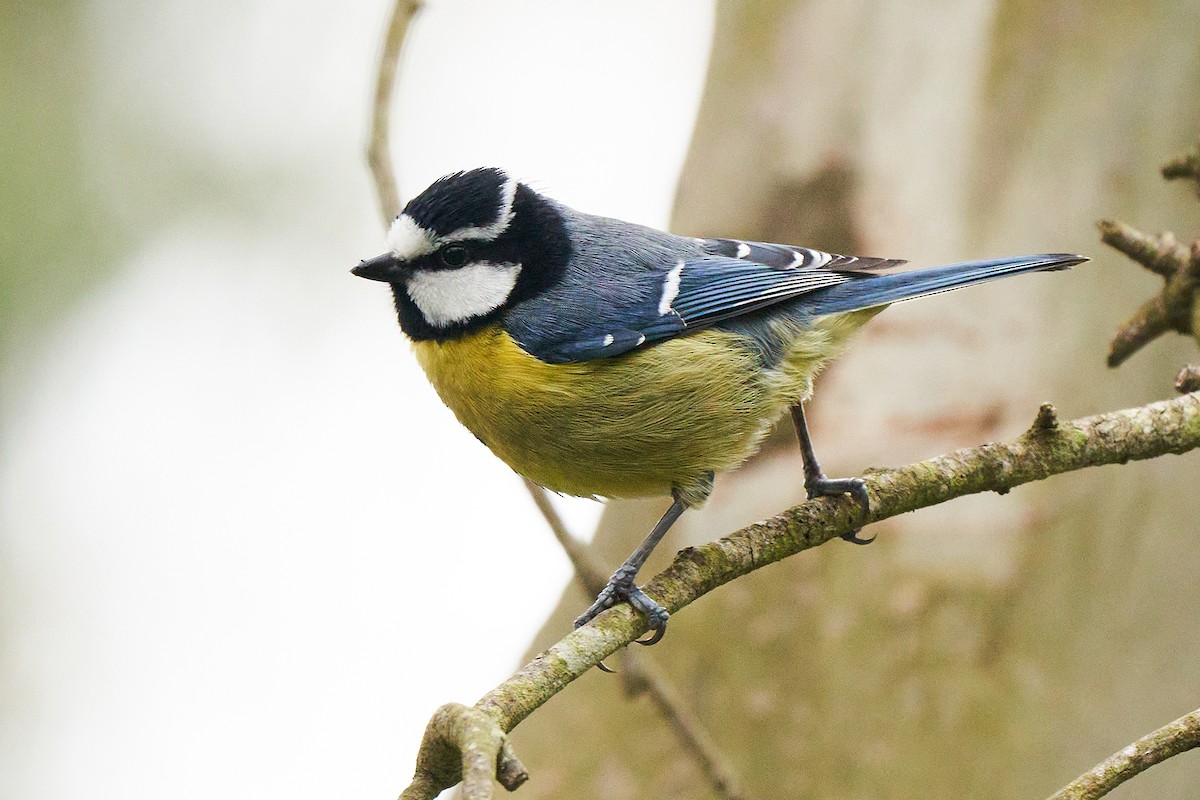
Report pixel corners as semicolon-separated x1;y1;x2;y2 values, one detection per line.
625;587;669;646
840;528;876;545
597;660;616;674
635;624;667;646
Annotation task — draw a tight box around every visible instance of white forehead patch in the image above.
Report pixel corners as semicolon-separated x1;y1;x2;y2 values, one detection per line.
387;214;436;260
387;176;520;260
405;261;522;327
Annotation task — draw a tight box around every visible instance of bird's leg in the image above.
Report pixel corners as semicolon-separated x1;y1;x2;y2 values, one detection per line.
789;403;873;544
573;494;688;646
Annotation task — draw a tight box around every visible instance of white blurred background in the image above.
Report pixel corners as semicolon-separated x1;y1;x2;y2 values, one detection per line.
0;2;716;797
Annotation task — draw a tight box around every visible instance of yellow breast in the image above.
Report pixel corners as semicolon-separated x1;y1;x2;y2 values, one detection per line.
412;313;875;503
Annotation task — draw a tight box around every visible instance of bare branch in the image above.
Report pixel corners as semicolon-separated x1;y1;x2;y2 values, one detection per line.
1097;220;1199;367
400;392;1200;799
1031;402;1059;431
367;0;422;225
619;655;752;800
1162;142;1200;198
521;479;607;595
1044;706;1200;800
1177;364;1200;394
399;703;527;800
1096;219;1188;278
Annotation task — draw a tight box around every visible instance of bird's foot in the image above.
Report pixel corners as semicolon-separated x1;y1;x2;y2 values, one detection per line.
574;567;670;646
806;475;874;544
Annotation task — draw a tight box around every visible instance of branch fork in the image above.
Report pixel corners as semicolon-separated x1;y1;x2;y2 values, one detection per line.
1098;221;1199;367
1101;142;1200;367
401;703;527;800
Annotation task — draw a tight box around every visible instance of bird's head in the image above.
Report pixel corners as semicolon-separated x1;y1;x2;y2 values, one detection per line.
353;167;571;341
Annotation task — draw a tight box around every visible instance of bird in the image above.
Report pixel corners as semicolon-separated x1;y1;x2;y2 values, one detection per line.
352;167;1085;647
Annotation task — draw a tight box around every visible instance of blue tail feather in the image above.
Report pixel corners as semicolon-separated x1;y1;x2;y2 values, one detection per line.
803;253;1087;317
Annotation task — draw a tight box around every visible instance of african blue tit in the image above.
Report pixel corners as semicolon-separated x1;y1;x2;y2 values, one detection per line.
353;167;1085;645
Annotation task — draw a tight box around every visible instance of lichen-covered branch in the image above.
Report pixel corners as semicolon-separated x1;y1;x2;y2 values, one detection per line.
1098;220;1199;367
366;0;422;224
1044;706;1200;800
400;392;1200;799
399;703;527;800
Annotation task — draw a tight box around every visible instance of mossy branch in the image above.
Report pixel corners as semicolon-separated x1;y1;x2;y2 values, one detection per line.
1044;705;1200;800
399;703;527;800
399;392;1200;799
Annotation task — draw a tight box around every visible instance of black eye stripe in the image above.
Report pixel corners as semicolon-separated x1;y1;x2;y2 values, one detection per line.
419;232;514;270
407;219;528;272
439;244;470;268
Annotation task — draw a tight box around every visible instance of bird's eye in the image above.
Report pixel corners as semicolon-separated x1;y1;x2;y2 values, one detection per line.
439;244;470;268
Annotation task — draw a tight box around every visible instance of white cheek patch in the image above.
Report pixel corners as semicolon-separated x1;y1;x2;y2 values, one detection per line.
405;262;523;327
387;214;436;260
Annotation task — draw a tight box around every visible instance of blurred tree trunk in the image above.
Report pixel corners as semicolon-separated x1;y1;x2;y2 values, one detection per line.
513;1;1200;798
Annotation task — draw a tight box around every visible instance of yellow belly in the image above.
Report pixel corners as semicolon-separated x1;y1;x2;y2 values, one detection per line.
412;312;876;503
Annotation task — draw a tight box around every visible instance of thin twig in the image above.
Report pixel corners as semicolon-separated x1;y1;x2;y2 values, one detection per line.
1162;142;1200;198
1177;364;1200;394
619;655;752;800
400;392;1200;799
521;479;607;594
367;0;423;225
1097;219;1188;279
1044;706;1200;800
1097;220;1199;367
521;479;752;800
